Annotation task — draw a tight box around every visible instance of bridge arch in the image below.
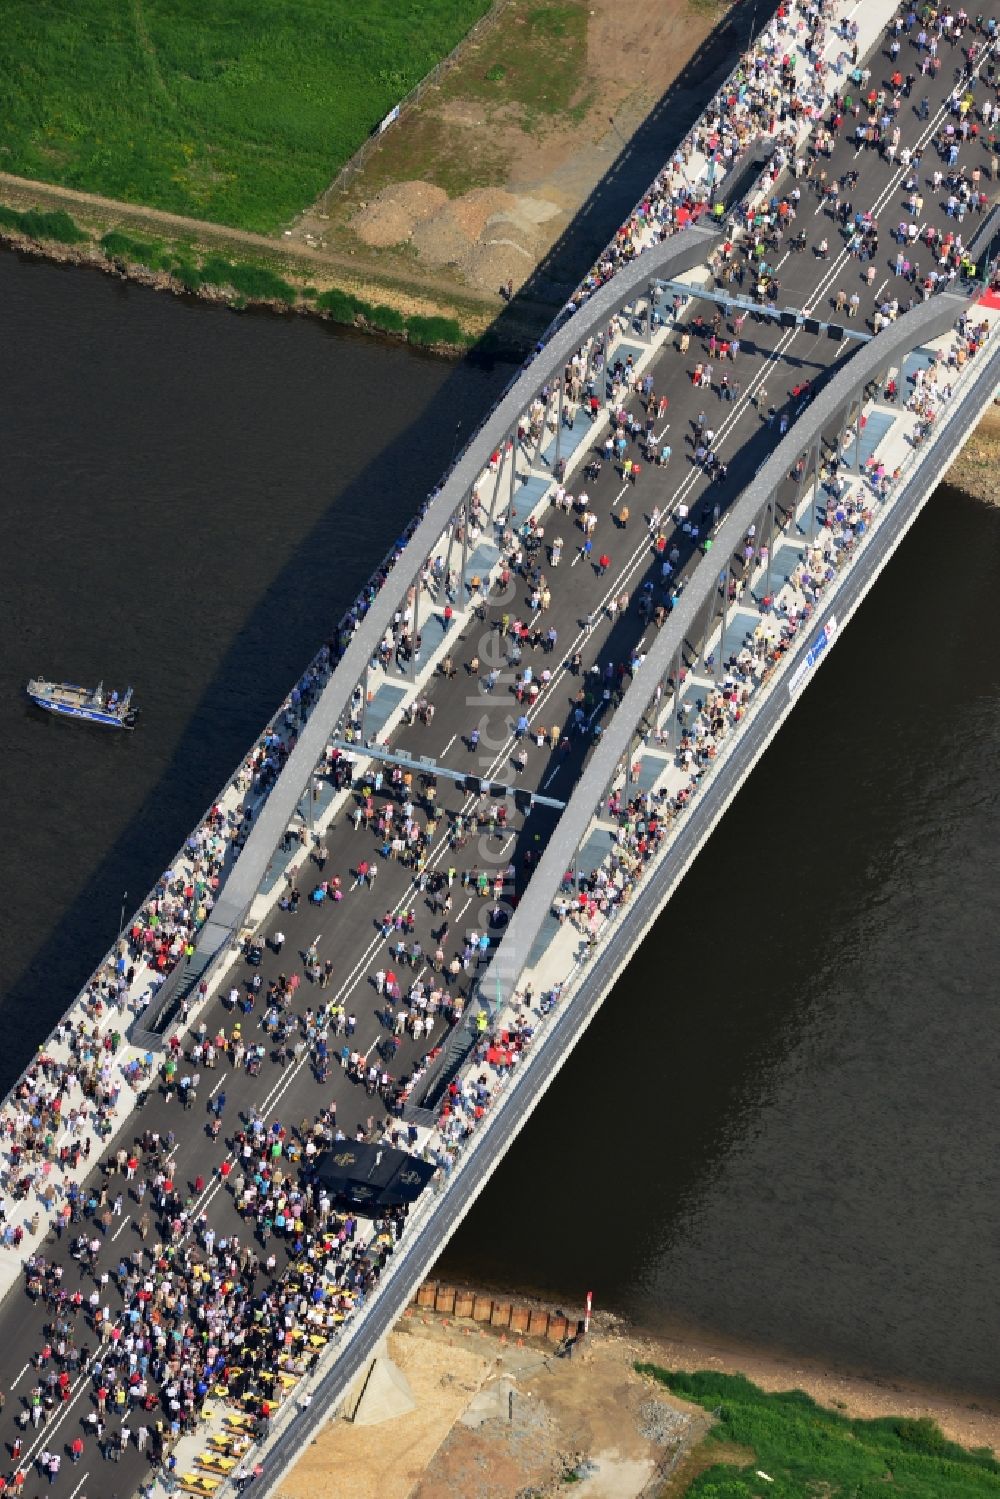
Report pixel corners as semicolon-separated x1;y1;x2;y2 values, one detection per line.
197;222;724;957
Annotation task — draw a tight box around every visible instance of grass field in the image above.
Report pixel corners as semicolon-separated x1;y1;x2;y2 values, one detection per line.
0;0;491;232
637;1368;1000;1498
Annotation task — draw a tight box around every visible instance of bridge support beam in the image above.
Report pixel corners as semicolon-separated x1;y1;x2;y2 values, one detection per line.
764;491;776;602
360;661;370;744
554;377;565;470
410;580;421;680
810;437;822;543
460;496;470;603
670;650;682;754
715;557;733;686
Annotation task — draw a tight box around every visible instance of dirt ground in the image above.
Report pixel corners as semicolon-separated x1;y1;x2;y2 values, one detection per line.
290;0;736;302
278;1316;706;1499
274;1327;495;1499
946;402;1000;503
275;1306;1000;1499
408;1321;703;1499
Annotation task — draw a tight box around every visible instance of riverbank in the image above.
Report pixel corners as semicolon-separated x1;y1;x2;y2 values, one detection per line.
415;1292;1000;1455
278;1310;1000;1499
946;405;1000;504
0;0;743;351
0;192;493;355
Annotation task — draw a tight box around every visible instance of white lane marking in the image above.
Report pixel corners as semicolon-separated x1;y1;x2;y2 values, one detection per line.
441;733;457;757
209;1071;229;1098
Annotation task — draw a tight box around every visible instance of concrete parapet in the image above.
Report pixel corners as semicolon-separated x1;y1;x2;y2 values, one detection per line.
454;1290;475;1319
528;1310;550;1338
546;1314;569;1343
490;1300;512;1329
434;1285;456;1315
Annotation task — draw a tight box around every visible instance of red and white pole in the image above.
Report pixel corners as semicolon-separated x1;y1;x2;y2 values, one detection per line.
583;1291;593;1335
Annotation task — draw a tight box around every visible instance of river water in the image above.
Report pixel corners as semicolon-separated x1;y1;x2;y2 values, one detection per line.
2;251;998;1403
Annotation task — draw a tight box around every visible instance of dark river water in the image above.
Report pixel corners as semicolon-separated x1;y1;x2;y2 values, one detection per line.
2;250;998;1404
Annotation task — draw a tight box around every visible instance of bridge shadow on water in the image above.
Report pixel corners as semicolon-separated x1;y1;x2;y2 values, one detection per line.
1;0;777;1090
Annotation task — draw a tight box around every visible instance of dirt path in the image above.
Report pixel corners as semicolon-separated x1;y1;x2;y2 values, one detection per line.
279;1319;708;1499
0;170;506;324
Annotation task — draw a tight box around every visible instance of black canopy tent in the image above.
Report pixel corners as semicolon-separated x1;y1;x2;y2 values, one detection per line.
313;1144;436;1211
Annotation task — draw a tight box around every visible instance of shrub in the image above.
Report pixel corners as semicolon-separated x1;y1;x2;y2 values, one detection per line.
368;303;405;334
198;254;296;304
405;313;464;346
316;287;365;324
172;260;204;292
100;230;172;270
0;205;87;244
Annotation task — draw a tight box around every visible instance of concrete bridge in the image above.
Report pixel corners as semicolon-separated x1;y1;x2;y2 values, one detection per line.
2;2;1000;1496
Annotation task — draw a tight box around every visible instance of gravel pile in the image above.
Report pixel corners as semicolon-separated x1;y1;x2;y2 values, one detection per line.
351;180;448;247
449;186;517;239
638;1399;691;1446
410;203;475;266
459;234;534;293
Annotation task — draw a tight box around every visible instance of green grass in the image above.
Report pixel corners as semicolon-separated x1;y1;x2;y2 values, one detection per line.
405;312;464;345
637;1368;1000;1499
0;0;492;232
440;2;588;121
197;253;296;303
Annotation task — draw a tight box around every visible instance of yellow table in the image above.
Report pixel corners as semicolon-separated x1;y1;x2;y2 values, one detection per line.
179;1476;221;1497
196;1452;238;1475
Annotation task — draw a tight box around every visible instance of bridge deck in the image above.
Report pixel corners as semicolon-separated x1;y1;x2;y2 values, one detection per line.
2;0;999;1493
